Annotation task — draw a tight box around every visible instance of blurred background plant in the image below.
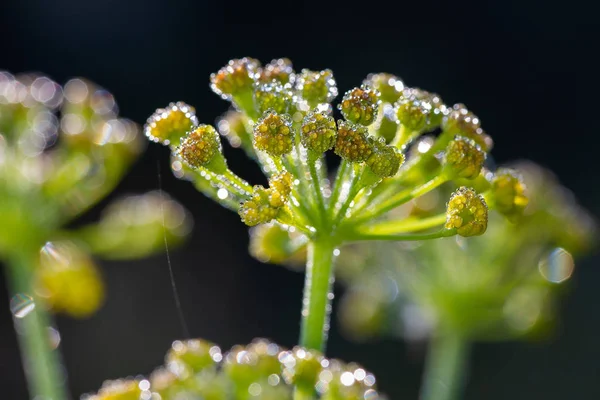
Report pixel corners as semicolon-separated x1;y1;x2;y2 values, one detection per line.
85;338;383;400
0;72;191;399
254;159;595;399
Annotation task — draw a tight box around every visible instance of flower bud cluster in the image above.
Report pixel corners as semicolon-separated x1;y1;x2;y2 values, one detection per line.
0;72;189;319
86;338;383;400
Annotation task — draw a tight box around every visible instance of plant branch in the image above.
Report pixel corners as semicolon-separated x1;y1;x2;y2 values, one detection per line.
345;228;454;242
352;175;447;225
5;252;68;400
299;238;336;352
420;332;470;400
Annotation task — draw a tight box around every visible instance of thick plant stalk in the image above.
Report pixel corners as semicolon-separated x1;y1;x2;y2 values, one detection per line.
420;332;469;400
299;239;336;351
296;239;336;400
6;253;68;400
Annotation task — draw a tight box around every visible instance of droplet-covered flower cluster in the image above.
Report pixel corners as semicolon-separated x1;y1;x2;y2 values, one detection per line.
0;72;190;318
146;58;522;244
84;338;384;400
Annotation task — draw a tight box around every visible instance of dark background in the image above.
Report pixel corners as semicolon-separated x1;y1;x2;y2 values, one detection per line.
0;0;596;399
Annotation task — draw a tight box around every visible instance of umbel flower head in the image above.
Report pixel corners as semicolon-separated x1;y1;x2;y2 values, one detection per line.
366;138;404;178
254;81;294;115
85;338;383;400
445;186;488;236
491;168;529;220
176;124;228;174
0;72;191;318
145;101;198;147
259;58;296;85
239;171;292;226
210;57;261;100
301;110;337;154
363;73;404;104
147;57;525;363
295;68;338;107
338;86;380;126
443;135;486;179
254;111;294;156
442;103;493;152
145;56;524;253
334;120;373;162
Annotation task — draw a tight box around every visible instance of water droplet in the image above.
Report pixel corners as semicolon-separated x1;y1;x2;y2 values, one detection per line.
248;382;262;396
138;379;151;391
538;248;574;283
48;327;61;349
10;294;35;318
340;371;355;386
217;188;229;200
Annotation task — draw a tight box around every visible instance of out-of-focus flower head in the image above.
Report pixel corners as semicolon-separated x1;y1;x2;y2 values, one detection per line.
0;72;191;318
334;162;595;342
84;338;384;400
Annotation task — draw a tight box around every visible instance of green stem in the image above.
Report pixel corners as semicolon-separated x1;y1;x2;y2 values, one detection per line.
299;239;336;352
328;160;348;217
358;213;447;235
420;332;470;400
308;160;327;227
352;175;447;225
346;229;454;242
5;252;68;400
331;165;363;228
392;124;419;149
223;170;253;194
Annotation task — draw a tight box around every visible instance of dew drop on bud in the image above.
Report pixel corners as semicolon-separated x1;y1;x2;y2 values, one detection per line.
217;188;229;200
538;247;574;283
10;293;35;319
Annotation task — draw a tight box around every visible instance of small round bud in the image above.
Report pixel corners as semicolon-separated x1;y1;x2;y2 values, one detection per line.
295;69;338;106
253;111;294;156
210;57;261;100
338;86;380;126
363;73;404;103
90;379;141;400
268;171;293;208
254;81;293;115
442;103;493;151
366;139;405;178
249;223;306;265
239;186;279;226
492;168;529;219
402;88;447;130
36;241;104;318
334;120;374;162
166;339;220;376
280;347;324;387
144;101;198;146
223;339;282;385
395;98;431;131
445;187;488;237
318;360;379;400
301;110;337;154
176;124;222;169
259;58;296;85
443;136;486;179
